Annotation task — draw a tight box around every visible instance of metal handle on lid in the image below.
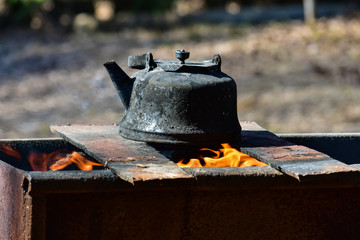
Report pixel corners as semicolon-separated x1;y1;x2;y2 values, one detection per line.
175;49;190;64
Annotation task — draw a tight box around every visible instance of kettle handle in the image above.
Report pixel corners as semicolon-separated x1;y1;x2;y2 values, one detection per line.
212;54;222;71
128;52;154;70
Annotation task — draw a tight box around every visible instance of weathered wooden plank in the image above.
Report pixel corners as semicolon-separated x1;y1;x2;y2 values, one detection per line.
50;124;192;184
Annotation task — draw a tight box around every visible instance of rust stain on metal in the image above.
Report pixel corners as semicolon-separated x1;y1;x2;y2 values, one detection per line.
240;122;359;181
126;163;192;181
254;145;330;162
50;124;192;184
0;161;27;239
278;160;359;181
51;123;359;183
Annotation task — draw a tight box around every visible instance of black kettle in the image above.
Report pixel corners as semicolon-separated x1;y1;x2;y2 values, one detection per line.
104;50;241;145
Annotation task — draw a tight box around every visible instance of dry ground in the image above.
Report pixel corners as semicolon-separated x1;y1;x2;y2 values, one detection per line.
0;17;359;138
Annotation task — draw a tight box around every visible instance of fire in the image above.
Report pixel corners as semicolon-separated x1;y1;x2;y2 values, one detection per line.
177;143;267;168
0;144;102;171
48;151;102;171
0;145;22;161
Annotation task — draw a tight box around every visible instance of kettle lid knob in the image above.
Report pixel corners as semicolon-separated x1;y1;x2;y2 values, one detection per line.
175;49;190;64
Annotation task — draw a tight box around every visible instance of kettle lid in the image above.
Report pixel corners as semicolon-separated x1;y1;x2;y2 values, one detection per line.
128;50;221;72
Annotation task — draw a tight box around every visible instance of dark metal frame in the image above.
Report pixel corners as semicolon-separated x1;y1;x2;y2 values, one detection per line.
1;132;360;239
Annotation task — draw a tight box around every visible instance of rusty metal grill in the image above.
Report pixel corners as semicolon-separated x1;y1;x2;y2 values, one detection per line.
50;122;358;183
1;122;360;239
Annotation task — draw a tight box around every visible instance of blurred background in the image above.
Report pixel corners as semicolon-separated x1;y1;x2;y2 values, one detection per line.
0;0;359;138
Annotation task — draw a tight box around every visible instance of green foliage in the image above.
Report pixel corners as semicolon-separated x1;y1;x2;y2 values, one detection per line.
7;0;45;3
5;0;46;23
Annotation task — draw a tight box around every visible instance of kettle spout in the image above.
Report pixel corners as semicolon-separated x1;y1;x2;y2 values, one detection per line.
104;61;133;109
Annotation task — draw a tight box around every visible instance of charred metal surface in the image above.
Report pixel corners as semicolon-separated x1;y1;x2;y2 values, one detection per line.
2;137;360;239
0;160;26;240
240;122;359;181
182;166;299;188
51;122;359;182
0;138;84;171
25;170;129;194
41;185;360;240
50;124;192;184
105;50;241;145
128;51;221;72
117;69;240;145
184;166;282;178
279;133;360;165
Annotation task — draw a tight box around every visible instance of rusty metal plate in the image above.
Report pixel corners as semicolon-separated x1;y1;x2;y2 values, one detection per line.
50;124;192;184
240;122;359;181
51;122;359;182
0;160;26;239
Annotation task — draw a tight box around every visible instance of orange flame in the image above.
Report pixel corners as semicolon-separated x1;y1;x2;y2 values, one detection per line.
0;144;102;171
0;145;22;161
49;151;102;171
177;143;267;168
28;150;102;171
